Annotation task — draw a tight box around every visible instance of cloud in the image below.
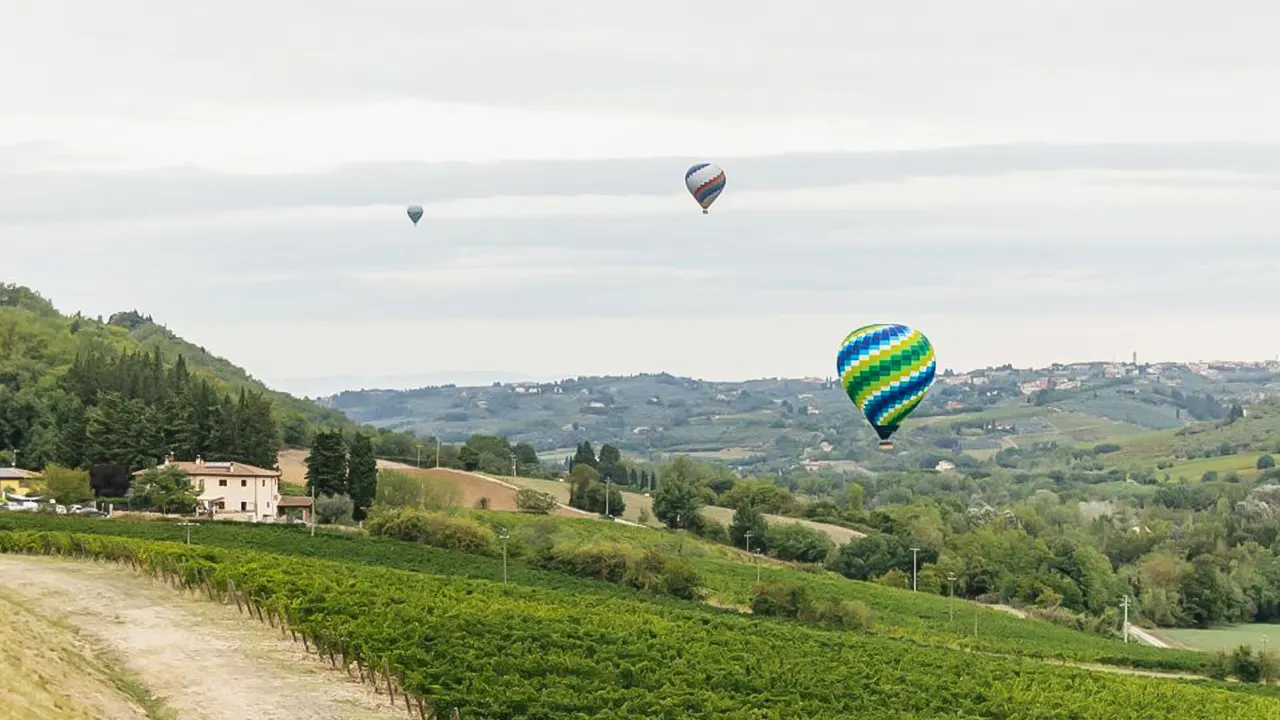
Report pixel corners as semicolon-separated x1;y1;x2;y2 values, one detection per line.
8;143;1280;226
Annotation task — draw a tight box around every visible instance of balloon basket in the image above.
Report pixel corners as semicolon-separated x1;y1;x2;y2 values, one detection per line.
877;441;894;452
702;209;709;214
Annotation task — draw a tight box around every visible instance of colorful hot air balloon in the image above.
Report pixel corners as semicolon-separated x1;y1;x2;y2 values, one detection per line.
685;162;726;214
837;323;937;451
407;205;424;226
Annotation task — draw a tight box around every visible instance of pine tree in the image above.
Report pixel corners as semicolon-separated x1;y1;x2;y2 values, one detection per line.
573;441;599;468
233;389;279;468
347;432;378;520
306;429;348;496
208;394;238;461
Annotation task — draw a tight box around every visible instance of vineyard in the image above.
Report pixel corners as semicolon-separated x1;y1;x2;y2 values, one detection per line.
2;530;1278;719
0;513;1210;673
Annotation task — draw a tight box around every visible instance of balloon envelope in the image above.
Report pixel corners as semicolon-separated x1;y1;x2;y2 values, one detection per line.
836;323;937;449
685;163;726;213
407;205;424;225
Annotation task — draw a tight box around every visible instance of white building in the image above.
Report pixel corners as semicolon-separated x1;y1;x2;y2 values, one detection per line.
138;456;285;521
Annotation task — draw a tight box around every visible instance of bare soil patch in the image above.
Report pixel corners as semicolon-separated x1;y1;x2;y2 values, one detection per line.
0;555;407;720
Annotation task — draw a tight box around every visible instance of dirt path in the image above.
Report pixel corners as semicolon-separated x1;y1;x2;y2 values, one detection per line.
0;555;406;720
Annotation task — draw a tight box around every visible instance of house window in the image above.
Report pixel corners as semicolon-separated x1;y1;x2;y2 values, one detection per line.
262;479;266;487
241;479;247;487
219;479;227;487
240;501;247;511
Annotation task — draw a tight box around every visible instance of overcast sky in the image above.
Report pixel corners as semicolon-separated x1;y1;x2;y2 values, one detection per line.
4;1;1280;397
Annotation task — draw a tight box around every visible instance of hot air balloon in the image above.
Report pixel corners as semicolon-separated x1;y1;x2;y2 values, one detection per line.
685;163;726;214
837;323;937;451
407;205;424;226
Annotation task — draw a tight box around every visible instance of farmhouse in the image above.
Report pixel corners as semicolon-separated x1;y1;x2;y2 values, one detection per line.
137;456;290;521
0;467;39;497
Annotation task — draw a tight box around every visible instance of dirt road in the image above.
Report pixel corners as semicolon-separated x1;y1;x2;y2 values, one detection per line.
0;555;406;720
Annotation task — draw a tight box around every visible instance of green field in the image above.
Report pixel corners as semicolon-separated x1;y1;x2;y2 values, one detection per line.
1162;454;1267;482
498;474;864;544
6;529;1276;719
1155;624;1280;653
0;512;1210;675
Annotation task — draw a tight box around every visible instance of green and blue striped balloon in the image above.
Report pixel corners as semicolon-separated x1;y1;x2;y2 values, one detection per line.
836;323;937;449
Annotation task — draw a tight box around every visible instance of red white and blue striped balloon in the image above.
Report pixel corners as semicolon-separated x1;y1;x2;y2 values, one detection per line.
684;162;726;214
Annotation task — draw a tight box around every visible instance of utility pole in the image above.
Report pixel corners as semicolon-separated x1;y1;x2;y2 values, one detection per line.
744;531;754;554
416;443;422;468
496;526;509;586
435;437;441;468
177;521;196;545
1121;595;1131;643
605;476;611;517
755;549;762;582
511;453;517;478
310;484;316;538
947;573;957;623
910;548;921;592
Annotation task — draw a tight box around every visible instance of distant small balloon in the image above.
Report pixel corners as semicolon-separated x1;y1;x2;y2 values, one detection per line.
837;323;937;451
685;163;726;214
407;205;424;226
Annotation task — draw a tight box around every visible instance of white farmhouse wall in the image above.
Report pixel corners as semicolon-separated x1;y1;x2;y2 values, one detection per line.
193;475;280;520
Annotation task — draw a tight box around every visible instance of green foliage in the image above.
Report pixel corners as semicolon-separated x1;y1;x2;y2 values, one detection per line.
767;522;835;564
730;502;768;551
720;478;793;514
1260;455;1277;470
11;531;1276;719
374;470;461;511
567;464;625;516
459;434;516;474
0;512;1214;674
652;456;706;530
514;488;558;514
131;466;197;514
36;463;93;505
529;541;703;600
365;507;496;554
0;289;297;480
305;429;347;496
313;494;354;525
571;441;598;469
346;432;377;520
696;518;730;544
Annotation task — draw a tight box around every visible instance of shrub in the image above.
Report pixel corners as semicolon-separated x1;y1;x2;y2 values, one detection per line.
750;580;812;619
1208;651;1231;681
1232;645;1264;683
767;523;835;563
314;494;355;525
375;470;461;511
813;599;873;631
1259;455;1277;471
515;488;558;514
475;496;490;510
529;541;703;600
365;507;497;555
697;519;730;544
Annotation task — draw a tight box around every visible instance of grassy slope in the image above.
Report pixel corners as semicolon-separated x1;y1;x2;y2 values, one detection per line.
0;512;1209;674
0;587;160;720
1093;399;1280;472
7;530;1276;720
1154;623;1280;653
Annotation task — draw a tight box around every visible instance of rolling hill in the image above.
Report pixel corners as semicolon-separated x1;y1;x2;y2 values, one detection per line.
323;361;1280;469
